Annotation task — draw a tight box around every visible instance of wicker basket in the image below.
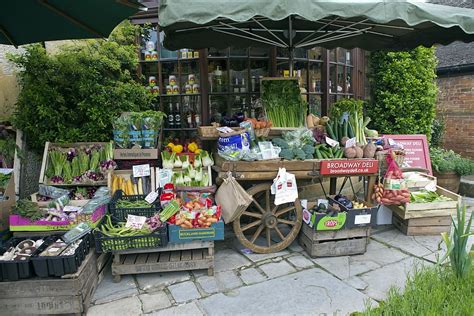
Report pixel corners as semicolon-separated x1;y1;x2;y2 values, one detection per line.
198;126;220;138
376;149;406;173
255;128;270;138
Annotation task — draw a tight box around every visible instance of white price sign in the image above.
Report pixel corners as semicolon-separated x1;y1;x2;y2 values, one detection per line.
145;191;159;204
354;214;371;225
325;136;339;148
133;164;151;178
125;215;147;229
345;137;357;148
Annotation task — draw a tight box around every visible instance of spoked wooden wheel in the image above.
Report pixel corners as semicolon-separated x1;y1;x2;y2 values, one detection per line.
233;183;302;254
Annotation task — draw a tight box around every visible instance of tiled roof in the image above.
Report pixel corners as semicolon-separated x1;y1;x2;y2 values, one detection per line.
430;0;474;68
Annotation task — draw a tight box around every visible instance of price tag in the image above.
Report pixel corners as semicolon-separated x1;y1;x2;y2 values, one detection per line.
63;205;82;213
133;164;151;178
125;214;147;229
354;214;371;225
388;138;396;146
325;136;339;148
345;137;356;148
157;168;173;188
145;191;159;204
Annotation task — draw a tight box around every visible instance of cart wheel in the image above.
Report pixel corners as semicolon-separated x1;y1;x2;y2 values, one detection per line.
233;183;302;254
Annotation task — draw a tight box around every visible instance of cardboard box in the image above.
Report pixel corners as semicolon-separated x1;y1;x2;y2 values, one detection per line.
0;169;15;231
329;198;378;228
168;221;224;243
310;212;347;231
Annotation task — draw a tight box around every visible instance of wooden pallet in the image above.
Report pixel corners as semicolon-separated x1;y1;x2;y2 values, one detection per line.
392;213;451;236
299;223;370;258
111;241;214;283
0;251;103;315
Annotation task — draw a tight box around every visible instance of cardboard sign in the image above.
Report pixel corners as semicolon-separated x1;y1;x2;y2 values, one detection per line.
382;135;432;174
133;164;151;177
320;159;378;175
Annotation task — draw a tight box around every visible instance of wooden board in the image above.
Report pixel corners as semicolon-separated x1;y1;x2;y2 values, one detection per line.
390;186;460;215
392;214;451;236
389;205;456;220
0;252;98;315
301;222;370;242
112;240;214;255
402;216;451;227
299;233;368;258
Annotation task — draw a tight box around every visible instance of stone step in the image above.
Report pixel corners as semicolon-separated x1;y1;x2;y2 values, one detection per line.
459;175;474;197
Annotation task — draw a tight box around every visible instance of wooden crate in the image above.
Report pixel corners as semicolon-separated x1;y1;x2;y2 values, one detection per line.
392;213;451;236
111;240;214;283
0;170;15;231
108;168;157;193
39;142;110;186
299;223;370;257
388;186;460;220
0;251;104;315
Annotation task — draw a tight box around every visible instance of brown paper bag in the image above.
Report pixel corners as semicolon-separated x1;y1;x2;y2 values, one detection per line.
215;173;253;223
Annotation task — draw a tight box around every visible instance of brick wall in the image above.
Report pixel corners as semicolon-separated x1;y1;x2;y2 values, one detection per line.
437;73;474;158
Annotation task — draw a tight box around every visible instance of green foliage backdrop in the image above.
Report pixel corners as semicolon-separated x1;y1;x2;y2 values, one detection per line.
367;47;437;140
10;22;153;152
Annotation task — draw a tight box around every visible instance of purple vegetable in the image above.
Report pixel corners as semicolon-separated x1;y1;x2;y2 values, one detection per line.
50;176;64;184
312;128;327;144
66;149;76;162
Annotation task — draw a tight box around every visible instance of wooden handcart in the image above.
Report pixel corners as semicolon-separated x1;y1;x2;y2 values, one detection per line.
213;156;378;254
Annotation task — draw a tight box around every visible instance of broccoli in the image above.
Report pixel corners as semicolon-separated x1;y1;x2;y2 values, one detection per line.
272;138;289;149
302;144;315;155
305;153;313;160
293;148;306;160
279;149;294;160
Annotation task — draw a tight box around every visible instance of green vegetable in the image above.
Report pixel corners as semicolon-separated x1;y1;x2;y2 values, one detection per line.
410;190;453;203
302;144;315;156
89;149;100;172
279;149;295;160
116;199;152;208
315;148;323;159
12;199;44;221
293;148;306;160
272;138;290;149
49;150;67;177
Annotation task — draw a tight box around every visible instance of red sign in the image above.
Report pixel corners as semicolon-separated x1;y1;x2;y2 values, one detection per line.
320;159;379;176
382;135;432;175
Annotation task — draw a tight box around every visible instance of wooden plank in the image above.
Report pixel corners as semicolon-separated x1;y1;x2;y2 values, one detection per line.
192;249;203;260
389;205;456;219
112;258;212;275
392;215;451;236
0;295;83;315
113;240;214;254
170;251;181;262
147;252;160;263
160;252;170;262
405;216;451;227
123;254;137;265
301;223;370;242
135;253;149;265
299;233;367;258
181;250;192;261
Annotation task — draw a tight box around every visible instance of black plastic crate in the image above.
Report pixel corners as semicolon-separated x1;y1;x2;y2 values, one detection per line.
31;234;91;277
109;190;161;222
329;197;378;228
0;237;44;281
94;224;168;253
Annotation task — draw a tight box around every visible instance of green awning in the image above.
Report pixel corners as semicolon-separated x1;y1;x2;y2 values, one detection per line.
0;0;142;46
159;0;474;51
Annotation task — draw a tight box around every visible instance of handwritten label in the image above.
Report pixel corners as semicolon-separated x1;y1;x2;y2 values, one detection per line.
325;136;339;148
354;214;371;225
145;191;159;204
345;137;356;148
133;164;151;177
125;214;147;229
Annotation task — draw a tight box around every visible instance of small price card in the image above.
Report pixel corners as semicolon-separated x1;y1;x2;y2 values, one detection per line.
325;136;339;148
145;191;159;204
345;137;357;148
133;164;151;178
125;214;147;229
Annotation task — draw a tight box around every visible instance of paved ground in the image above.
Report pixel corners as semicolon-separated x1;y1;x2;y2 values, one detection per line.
87;198;473;316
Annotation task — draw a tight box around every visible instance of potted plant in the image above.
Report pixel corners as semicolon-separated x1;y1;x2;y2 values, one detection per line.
430;148;474;193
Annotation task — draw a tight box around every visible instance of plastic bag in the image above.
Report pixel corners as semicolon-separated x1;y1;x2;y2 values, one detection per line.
217;131;250;161
283;128;315;149
381;151;410;205
272;168;298;206
38;185;70;199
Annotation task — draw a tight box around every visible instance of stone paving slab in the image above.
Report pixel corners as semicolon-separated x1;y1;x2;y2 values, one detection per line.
371;228;442;257
88;296;142;316
214;248;251;272
286;254;315;269
259;260;296;278
238;267;267;285
199;268;375;315
135;271;191;291
147;302;204;316
139;292;172;314
168;281;201;303
359;257;431;301
91;268;138;305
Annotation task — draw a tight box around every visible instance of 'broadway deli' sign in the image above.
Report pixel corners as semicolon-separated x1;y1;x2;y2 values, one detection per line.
320;159;379;175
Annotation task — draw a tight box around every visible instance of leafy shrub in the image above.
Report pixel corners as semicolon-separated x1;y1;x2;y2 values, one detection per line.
430;147;474;176
367;47;437;140
430;117;445;148
9;22;153;153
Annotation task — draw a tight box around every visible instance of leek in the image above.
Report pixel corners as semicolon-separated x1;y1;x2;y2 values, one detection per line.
201;150;214;167
161;151;175;169
195;167;203;183
182;155;190;169
174;156;183;168
49;150;67;176
194;154;202;168
187;165;196;179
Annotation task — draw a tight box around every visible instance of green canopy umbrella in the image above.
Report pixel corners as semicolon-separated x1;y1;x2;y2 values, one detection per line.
0;0;142;47
159;0;474;71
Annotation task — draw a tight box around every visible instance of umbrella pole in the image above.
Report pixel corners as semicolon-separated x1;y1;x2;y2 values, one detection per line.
288;16;294;77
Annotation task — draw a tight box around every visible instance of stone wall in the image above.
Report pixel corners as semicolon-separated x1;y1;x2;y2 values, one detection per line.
0;45;22;121
437;73;474;159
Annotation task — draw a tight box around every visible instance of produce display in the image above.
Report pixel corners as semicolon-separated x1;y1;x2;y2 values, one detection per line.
45;142;116;185
115;198;152;209
161;150;214;187
0;239;44;261
113;111;166;149
36;186;100;202
111;173;153;195
410;190;453;203
38;238;82;257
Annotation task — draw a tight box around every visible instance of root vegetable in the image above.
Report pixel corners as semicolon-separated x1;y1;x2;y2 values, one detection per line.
344;147;357;158
355;146;364;158
363;142;376;158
